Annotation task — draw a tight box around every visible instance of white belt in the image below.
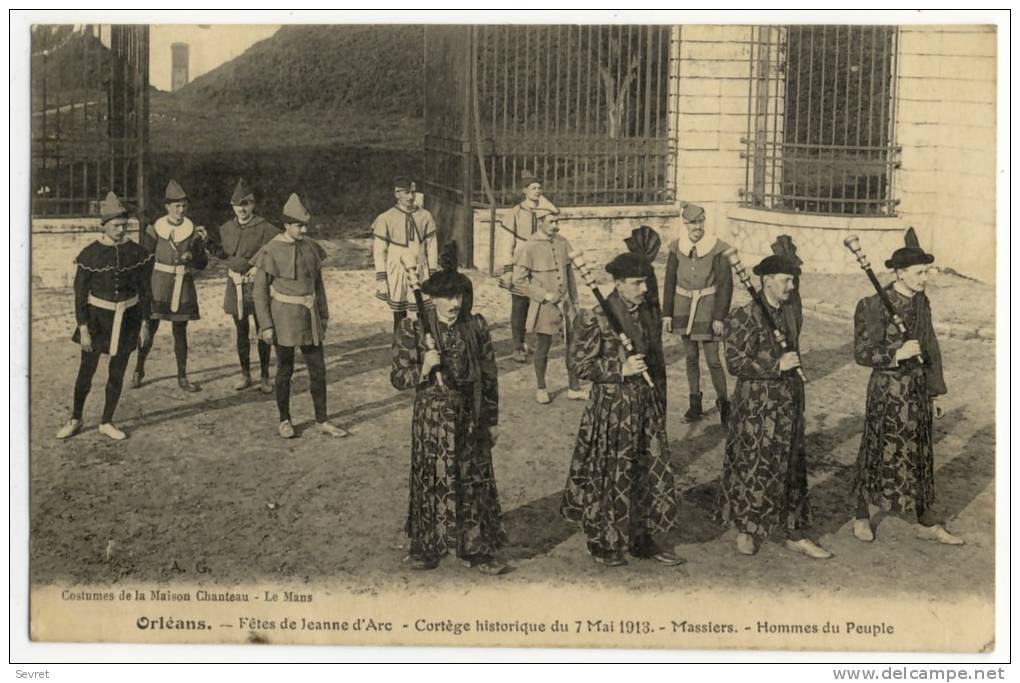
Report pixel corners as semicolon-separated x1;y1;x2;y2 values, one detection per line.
228;268;256;320
271;286;321;346
154;262;186;312
87;294;139;356
676;285;717;336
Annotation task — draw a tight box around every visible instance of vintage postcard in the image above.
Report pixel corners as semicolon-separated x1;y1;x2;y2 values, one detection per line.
15;11;1005;656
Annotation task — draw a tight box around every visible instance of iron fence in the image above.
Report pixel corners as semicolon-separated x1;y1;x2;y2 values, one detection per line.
31;24;149;218
473;25;673;206
742;25;900;216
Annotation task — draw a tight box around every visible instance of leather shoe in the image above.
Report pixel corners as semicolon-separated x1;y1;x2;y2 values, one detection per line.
97;423;127;441
914;524;965;546
404;555;439;570
784;538;834;559
234;374;253;391
259;377;274;394
853;519;875;542
593;554;627;567
178;377;201;393
278;420;295;439
736;532;757;556
461;554;509;575
316;421;350;438
56;418;82;440
512;349;527;363
652;550;686;566
130;371;144;389
535;389;551;404
566;388;590;401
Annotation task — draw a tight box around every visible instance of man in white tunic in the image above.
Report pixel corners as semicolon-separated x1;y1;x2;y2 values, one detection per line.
372;176;439;335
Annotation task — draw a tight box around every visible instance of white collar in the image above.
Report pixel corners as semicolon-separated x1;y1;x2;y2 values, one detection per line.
674;229;717;258
154;216;194;242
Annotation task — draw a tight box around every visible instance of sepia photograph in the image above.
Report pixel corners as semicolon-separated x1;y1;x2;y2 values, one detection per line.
11;9;1008;664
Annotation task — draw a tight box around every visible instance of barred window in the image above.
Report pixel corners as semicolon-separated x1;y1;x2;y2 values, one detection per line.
742;25;900;216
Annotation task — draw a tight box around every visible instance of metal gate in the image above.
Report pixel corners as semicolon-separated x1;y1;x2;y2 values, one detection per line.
424;25;673;268
31;25;150;218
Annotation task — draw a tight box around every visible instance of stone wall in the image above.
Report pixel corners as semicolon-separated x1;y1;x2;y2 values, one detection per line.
472;204;683;276
895;25;997;281
727;208;906;274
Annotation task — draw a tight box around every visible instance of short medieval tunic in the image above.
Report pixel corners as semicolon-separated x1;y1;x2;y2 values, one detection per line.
71;239;152;356
661;233;733;340
511;231;578;336
497;202;551;296
210;215;280;319
372;206;438;313
560;291;678;559
851;286;946;514
251;235;329;348
390;313;505;560
142;216;208;321
717;300;810;540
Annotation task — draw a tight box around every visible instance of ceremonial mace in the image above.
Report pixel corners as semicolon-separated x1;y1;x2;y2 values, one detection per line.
842;235;925;366
722;247;808;383
567;251;668;449
401;255;446;387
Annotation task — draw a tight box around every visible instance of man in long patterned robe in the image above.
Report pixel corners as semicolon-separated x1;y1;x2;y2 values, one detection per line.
560;252;682;567
717;254;832;559
850;229;961;545
390;242;507;574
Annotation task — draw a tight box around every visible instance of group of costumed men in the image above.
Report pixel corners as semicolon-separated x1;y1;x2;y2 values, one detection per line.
56;171;963;576
57;180;347;441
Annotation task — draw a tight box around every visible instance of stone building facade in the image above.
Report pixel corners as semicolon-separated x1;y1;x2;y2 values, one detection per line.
471;25;996;282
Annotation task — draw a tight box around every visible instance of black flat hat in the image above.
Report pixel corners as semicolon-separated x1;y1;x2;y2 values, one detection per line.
605;251;654;279
753;254;801;277
421;241;472;299
885;227;935;269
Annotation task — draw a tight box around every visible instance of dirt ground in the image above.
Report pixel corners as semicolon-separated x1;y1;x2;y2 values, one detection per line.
29;252;996;606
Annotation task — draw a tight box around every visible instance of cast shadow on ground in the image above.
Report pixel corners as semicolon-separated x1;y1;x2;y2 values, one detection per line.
797;406;976;541
501;490;577;562
121;320;520;431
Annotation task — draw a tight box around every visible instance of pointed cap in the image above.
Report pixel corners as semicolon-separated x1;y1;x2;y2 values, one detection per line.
164;179;188;202
282;193;311;224
230;178;254;205
100;191;129;224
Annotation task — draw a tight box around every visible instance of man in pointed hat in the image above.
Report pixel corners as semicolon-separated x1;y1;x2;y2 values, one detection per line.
252;193;348;439
850;228;960;546
132;179;209;392
372;176;439;336
662;203;733;425
717;254;832;560
207;178;281;393
498;170;559;363
56;192;153;441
